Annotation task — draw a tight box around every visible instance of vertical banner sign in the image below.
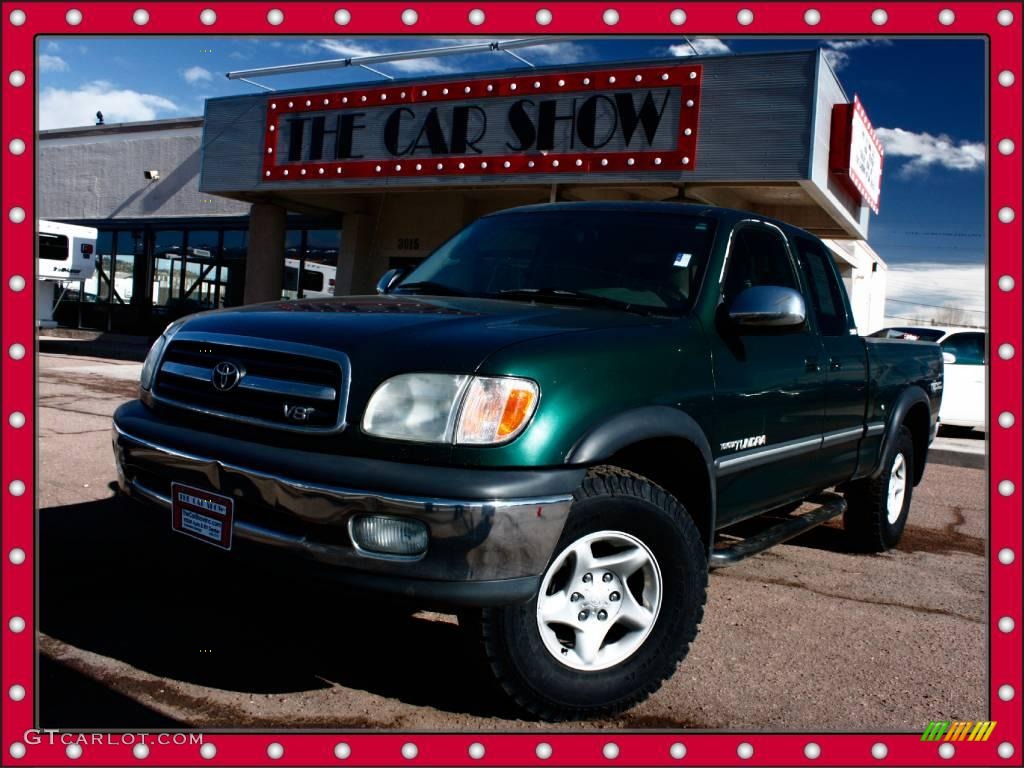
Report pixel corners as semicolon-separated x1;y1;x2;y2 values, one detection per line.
829;94;884;213
261;64;702;181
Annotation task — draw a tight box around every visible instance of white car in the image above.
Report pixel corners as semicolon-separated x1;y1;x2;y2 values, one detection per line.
870;326;986;431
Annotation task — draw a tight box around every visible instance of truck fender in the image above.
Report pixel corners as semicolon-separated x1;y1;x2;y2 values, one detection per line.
870;386;932;483
565;406;717;555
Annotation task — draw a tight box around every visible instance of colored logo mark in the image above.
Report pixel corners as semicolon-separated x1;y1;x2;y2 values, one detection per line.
922;721;997;742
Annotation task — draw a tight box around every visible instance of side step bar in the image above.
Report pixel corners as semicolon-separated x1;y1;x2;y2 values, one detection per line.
709;492;847;568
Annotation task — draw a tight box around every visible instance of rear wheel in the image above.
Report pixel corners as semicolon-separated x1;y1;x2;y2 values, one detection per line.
468;467;707;721
843;425;915;551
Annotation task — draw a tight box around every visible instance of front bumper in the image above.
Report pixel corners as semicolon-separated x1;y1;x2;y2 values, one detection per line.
112;400;583;606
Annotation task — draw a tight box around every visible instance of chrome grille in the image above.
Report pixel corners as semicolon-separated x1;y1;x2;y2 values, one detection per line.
152;332;350;433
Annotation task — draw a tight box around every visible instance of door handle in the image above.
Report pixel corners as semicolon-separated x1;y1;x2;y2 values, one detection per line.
829;357;842;371
805;357;821;373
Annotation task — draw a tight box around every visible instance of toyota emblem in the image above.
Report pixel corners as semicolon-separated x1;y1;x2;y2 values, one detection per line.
211;361;244;391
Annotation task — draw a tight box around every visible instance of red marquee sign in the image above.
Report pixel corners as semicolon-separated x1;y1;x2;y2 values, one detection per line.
260;64;702;181
829;94;885;214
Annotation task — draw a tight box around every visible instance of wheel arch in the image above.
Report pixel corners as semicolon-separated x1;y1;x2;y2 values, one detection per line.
872;386;933;486
566;407;716;558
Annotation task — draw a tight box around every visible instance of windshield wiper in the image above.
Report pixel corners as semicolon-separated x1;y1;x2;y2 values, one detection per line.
496;288;655;316
393;281;466;297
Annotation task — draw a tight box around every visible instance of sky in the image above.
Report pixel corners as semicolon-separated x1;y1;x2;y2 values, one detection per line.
36;36;987;327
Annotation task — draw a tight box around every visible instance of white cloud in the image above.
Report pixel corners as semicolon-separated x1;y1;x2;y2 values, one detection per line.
668;38;732;57
876;127;985;177
45;41;60;52
39;54;68;73
820;39;891;71
39;81;179;130
884;263;985;326
182;65;213;84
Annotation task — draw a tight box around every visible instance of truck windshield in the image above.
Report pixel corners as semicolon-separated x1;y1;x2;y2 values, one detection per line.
396;210;715;315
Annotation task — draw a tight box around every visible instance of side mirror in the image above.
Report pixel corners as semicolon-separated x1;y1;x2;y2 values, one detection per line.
376;268;407;295
942;351;957;365
728;285;807;328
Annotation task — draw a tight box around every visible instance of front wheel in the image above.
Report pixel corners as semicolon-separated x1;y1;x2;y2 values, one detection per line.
470;467;708;721
843;425;915;551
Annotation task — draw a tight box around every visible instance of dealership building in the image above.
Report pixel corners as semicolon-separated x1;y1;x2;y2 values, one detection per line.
38;48;887;335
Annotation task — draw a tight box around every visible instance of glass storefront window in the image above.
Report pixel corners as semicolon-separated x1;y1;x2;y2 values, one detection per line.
182;230;221;310
152;230;184;309
281;229;305;300
80;230;114;304
220;230;247;307
282;228;340;299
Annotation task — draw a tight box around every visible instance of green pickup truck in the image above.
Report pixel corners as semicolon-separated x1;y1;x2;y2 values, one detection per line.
113;202;943;720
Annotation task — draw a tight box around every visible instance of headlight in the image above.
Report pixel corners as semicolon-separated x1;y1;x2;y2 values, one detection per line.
362;373;539;445
140;318;187;391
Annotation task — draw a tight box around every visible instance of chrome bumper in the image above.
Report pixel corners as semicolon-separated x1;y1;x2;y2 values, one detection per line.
112;421;574;586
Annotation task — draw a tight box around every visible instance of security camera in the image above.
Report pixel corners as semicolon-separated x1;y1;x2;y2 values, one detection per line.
144;170;160;180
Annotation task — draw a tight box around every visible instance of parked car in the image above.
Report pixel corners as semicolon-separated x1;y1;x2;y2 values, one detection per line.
113;202;943;720
870;325;985;430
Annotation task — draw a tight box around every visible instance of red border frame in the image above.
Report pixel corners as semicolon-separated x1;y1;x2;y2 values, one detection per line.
2;3;1021;766
259;63;702;180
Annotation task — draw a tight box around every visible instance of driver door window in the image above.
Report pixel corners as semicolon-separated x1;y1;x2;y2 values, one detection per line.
722;224;801;304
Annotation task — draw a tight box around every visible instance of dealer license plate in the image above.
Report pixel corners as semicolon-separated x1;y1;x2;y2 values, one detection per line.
170;482;234;550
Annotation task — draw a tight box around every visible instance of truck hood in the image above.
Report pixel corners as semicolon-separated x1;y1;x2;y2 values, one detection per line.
178;294;660;375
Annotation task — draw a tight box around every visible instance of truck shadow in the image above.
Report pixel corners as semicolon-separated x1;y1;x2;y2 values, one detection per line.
39;493;519;727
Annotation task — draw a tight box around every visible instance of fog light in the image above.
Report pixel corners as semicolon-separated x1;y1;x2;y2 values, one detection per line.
349;515;428;558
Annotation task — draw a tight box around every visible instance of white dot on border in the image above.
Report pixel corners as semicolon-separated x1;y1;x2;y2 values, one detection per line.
998;684;1015;701
871;743;888;759
9;275;26;292
9;9;26;25
997;9;1014;25
603;743;619;759
998;616;1015;633
9;616;27;632
804;9;821;25
9;411;26;428
670;8;686;25
9;548;26;565
9;743;26;759
998;207;1015;223
938;9;955;25
9;480;26;496
468;743;485;759
199;8;216;24
401;8;418;25
998;343;1015;360
603;8;619;25
998;274;1015;291
998;742;1015;759
334;8;351;25
536;8;552;25
997;411;1015;428
938;742;955;759
267;8;284;25
998;480;1015;496
132;8;149;24
133;743;149;760
65;8;82;25
401;743;418;759
737;743;753;759
8;684;25;701
871;8;888;24
536;743;553;759
998;547;1016;564
468;8;484;25
9;71;27;87
9;207;26;223
998;139;1015;155
805;743;821;759
998;70;1015;87
267;743;284;759
9;343;26;360
334;742;351;759
66;744;82;760
669;743;686;759
200;743;216;760
737;8;753;24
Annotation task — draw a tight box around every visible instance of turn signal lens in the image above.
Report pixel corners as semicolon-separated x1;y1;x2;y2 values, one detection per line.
456;377;538;445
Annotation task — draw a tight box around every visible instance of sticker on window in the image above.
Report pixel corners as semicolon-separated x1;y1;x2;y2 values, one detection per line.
673;253;693;268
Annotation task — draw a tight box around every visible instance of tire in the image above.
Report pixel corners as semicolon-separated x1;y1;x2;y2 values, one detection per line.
843;424;915;552
469;466;708;721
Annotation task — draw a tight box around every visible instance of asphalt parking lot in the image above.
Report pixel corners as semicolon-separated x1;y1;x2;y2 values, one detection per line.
37;352;987;732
